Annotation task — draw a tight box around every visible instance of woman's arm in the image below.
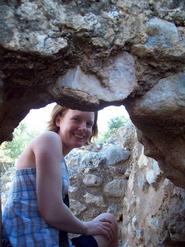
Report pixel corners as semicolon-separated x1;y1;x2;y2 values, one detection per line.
32;131;87;234
32;131;113;239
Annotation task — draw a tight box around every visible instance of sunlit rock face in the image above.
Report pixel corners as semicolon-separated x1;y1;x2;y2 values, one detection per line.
1;0;185;188
126;72;185;188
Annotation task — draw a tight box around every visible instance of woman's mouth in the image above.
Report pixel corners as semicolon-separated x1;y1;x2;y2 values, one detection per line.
74;133;86;140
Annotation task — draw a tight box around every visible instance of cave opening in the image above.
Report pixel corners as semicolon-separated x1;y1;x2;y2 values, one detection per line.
0;102;131;167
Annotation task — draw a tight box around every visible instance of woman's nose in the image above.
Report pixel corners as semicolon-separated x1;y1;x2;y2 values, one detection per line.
79;122;86;130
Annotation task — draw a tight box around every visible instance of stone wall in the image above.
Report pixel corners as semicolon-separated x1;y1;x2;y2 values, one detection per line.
66;144;130;246
123;137;185;246
65;123;185;246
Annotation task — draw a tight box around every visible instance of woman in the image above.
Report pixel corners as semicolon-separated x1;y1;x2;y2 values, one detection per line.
2;104;118;247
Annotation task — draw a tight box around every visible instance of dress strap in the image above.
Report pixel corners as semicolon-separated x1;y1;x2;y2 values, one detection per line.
59;194;70;247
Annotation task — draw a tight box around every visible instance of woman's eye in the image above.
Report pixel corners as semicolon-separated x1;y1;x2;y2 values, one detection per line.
72;117;79;121
87;122;93;128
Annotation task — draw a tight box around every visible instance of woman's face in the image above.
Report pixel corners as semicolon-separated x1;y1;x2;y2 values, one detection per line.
56;109;95;155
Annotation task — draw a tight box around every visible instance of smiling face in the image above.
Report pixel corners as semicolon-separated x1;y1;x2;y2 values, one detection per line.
56;109;95;155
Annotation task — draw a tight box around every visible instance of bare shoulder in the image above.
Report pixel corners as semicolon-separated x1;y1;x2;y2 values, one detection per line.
33;131;60;142
16;132;62;169
31;131;62;152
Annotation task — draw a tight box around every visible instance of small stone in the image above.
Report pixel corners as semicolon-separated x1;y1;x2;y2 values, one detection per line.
104;179;127;198
83;174;102;187
84;192;105;207
70;199;87;216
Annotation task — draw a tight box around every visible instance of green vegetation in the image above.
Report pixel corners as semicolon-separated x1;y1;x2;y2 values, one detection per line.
96;116;127;144
0;122;39;162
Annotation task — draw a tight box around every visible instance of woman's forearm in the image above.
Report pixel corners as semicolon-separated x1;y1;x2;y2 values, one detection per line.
40;200;87;234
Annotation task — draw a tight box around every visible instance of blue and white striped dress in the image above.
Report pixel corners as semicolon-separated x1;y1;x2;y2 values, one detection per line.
2;160;74;247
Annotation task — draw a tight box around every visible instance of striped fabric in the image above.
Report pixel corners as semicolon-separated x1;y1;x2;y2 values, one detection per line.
2;161;74;247
2;239;12;247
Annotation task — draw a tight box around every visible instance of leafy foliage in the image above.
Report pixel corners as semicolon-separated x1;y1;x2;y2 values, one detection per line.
1;122;39;161
96;116;127;144
107;116;126;131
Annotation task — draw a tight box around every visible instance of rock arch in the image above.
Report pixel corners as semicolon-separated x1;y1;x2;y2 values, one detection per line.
1;0;185;192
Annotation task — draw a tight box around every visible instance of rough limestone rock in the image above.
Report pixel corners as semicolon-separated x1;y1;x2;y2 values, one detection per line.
101;145;130;166
69;199;87;216
122;136;185;246
66;124;185;246
83;174;102;187
104;179;127;198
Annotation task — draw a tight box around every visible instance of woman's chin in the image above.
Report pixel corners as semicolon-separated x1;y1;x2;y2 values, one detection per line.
73;141;86;148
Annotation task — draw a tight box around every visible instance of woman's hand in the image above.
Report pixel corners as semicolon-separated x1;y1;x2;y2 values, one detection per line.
84;218;114;241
